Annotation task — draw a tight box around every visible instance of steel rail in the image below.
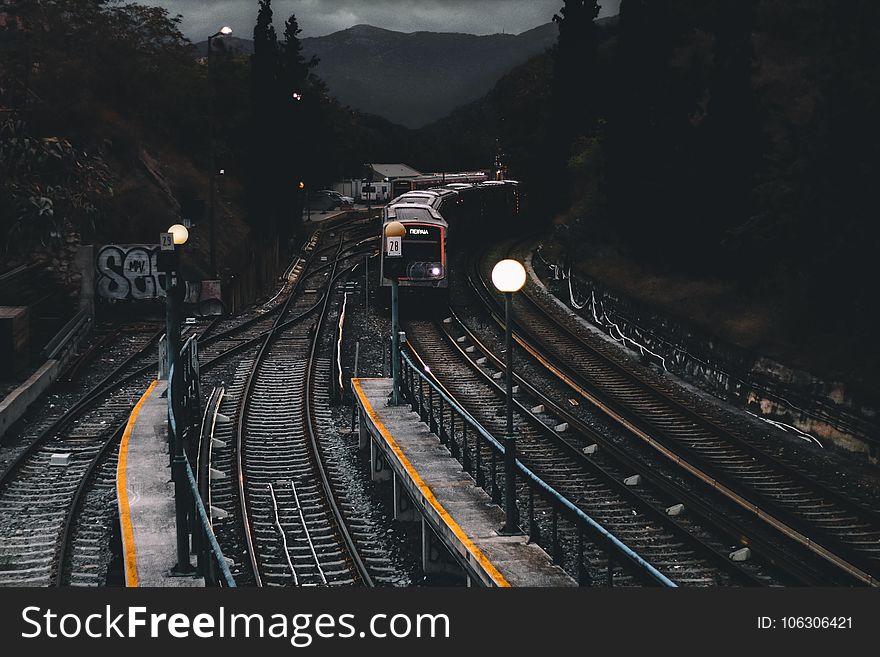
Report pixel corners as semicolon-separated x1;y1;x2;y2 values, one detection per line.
235;232;326;586
303;238;376;587
236;231;375;587
400;345;677;587
438;305;839;586
470;247;880;586
0;327;163;490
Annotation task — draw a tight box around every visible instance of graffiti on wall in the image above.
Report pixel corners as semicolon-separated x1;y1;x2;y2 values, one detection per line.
96;245;167;300
96;245;224;314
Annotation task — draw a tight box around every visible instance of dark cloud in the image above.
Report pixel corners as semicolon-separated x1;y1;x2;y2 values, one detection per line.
142;0;620;41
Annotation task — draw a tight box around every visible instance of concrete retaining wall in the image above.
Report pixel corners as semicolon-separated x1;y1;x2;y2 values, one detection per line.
531;250;879;463
0;361;60;440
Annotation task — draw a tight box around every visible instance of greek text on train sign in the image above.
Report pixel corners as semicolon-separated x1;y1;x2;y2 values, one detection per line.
386;236;402;257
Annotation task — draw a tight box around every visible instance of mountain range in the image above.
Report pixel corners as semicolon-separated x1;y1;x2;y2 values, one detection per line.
198;23;559;128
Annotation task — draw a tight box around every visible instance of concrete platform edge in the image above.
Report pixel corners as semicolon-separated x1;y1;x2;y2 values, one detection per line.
116;380;159;587
0;359;60;440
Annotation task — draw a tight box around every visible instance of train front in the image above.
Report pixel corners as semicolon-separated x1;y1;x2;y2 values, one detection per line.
380;204;448;289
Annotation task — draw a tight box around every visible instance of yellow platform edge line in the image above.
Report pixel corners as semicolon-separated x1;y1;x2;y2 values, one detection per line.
352;378;511;587
116;379;159;588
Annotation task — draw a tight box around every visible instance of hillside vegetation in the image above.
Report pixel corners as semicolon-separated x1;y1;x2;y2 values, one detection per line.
417;1;879;392
0;0;253;282
3;0;878;394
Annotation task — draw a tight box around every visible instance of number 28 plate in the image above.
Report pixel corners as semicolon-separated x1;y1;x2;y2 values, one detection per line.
386;236;402;257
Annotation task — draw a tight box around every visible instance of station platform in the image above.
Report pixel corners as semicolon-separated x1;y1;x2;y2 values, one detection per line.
353;377;576;587
116;380;203;587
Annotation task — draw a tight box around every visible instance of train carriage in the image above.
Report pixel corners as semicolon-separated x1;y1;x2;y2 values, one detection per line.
380;204;448;288
380;179;522;292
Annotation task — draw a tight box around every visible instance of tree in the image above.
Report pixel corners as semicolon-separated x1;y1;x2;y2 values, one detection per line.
701;0;760;254
277;13;319;242
550;1;601;213
607;0;682;253
247;0;280;236
0;116;112;252
791;0;880;332
553;0;601;131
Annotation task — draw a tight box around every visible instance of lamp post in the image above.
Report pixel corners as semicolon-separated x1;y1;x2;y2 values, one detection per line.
207;26;232;280
492;259;526;534
384;221;406;405
163;223;189;380
299;181;310;223
163;223;196;576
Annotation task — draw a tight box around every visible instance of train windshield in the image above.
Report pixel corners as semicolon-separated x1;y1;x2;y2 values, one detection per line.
393;207;439;223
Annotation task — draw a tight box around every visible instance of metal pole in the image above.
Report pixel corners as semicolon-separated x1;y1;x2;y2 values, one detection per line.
167;258;195;575
501;290;520;533
350;341;360;432
505;292;514;438
364;255;369;312
391;277;400;405
207;35;217;280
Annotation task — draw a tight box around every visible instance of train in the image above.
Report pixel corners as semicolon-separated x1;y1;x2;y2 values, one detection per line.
390;171;490;199
379;179;523;291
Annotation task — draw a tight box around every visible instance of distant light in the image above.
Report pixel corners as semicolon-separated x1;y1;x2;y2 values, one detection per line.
167;224;189;246
219;169;225;175
298;181;305;189
220;26;233;35
292;92;303;101
492;259;526;293
431;267;441;276
424;366;431;373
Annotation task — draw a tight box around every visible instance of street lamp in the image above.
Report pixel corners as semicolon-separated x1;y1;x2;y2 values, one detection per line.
207;26;232;280
384;221;406;405
162;224;195;576
299;181;310;222
163;223;189;376
168;223;189;246
492;259;526;534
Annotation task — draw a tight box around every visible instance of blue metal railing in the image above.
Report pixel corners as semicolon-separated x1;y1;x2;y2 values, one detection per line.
168;336;235;587
398;348;676;587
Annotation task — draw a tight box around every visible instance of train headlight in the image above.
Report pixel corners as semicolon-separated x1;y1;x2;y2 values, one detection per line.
405;262;444;279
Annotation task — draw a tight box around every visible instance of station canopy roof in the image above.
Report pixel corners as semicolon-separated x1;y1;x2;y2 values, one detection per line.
367;163;423;180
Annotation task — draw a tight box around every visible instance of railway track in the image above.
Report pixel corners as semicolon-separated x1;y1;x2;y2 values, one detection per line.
0;325;163;586
235;232;375;587
0;217;378;587
198;226;390;587
468;244;880;586
404;318;780;586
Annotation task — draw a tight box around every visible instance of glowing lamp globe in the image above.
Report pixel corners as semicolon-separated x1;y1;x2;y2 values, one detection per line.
220;26;233;35
492;259;526;293
384;221;406;238
167;224;189;246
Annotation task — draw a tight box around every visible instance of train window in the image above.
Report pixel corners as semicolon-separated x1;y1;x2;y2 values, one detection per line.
392;207;433;222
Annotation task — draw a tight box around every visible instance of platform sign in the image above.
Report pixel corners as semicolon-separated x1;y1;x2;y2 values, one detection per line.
160;232;174;251
386;235;402;257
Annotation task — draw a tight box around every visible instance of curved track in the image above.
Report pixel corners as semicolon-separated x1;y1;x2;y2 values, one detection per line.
469;244;880;586
235;232;375;587
405;318;778;586
0;326;163;586
0;219;378;587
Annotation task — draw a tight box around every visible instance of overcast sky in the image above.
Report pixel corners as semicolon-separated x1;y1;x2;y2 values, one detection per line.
142;0;621;42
